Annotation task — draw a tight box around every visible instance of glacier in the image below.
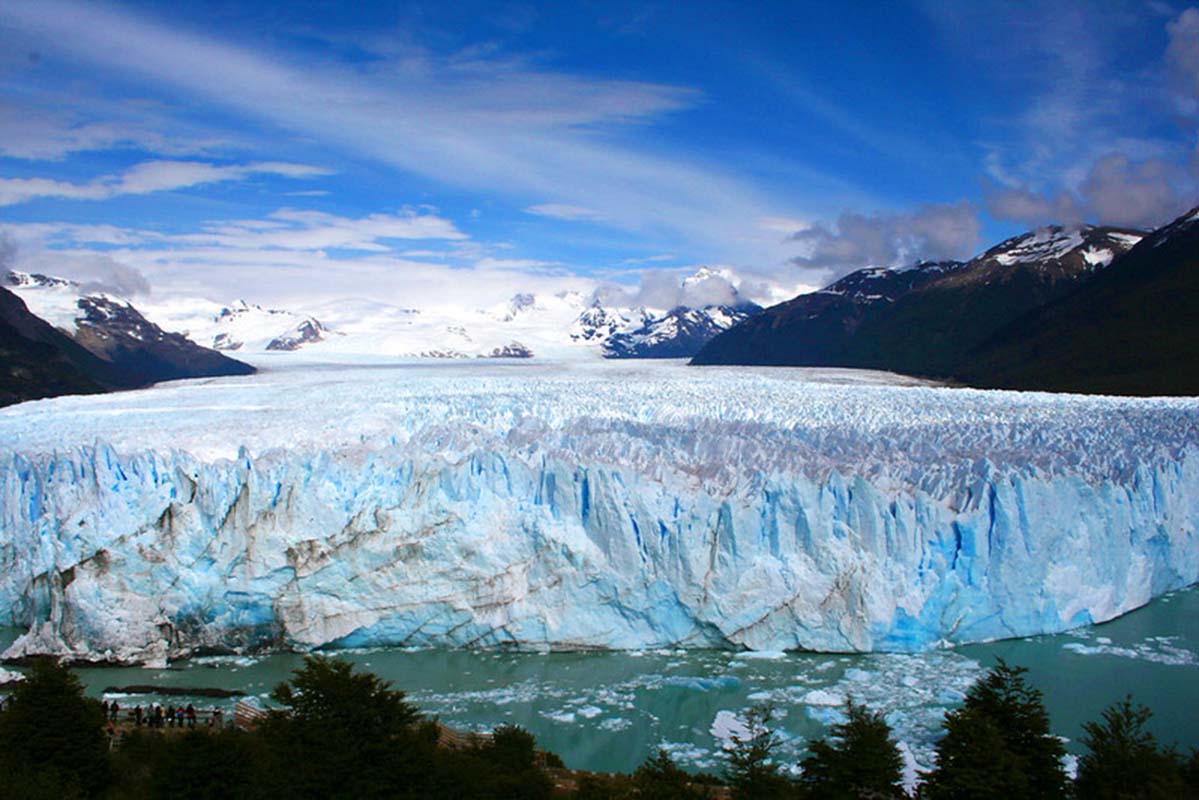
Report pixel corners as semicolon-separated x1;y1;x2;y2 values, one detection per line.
0;360;1196;665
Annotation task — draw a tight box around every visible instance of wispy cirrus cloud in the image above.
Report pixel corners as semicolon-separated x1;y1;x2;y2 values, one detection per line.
179;208;467;252
525;204;605;222
0;0;803;265
0;110;227;161
0;160;330;206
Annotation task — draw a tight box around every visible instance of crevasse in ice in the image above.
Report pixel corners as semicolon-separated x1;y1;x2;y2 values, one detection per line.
1;362;1196;664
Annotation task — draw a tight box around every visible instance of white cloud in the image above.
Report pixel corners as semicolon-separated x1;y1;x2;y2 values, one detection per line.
525;204;605;222
0;160;330;206
0;109;228;161
789;202;980;279
0;0;807;266
637;269;739;309
621;253;676;265
177;209;466;252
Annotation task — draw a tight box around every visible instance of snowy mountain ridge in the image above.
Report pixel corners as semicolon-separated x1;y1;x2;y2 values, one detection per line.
4;265;761;363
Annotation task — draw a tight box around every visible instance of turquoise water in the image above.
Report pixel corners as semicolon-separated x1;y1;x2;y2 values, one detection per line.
3;585;1197;777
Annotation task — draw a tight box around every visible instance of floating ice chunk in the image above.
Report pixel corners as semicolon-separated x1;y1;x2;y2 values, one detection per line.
802;689;844;707
710;710;753;749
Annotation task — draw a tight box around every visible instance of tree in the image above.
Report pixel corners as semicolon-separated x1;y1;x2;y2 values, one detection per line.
1075;696;1188;799
921;660;1067;799
149;729;258;800
632;749;707;800
798;699;905;799
0;658;109;798
471;724;554;799
722;705;794;799
258;655;430;799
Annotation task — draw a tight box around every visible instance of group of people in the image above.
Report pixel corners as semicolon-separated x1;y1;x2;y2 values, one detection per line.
101;699;224;729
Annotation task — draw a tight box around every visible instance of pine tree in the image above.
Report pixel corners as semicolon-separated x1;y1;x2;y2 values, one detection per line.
798;698;906;799
921;660;1067;799
722;705;794;799
1075;696;1188;799
633;749;707;799
259;655;430;799
0;658;110;798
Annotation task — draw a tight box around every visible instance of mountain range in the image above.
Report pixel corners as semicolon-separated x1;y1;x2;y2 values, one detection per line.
692;208;1196;396
2;272;255;407
0;266;757;406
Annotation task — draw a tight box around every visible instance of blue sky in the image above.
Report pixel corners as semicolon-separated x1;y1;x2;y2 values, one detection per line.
1;0;1197;306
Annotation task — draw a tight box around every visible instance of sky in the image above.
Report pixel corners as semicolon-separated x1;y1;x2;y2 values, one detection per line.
1;0;1198;309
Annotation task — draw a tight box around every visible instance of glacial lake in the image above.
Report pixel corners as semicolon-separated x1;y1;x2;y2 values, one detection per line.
3;584;1196;779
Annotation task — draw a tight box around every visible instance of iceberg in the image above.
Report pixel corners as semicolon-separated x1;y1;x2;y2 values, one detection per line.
0;361;1196;663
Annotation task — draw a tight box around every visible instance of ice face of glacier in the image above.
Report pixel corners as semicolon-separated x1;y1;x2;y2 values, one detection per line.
0;361;1196;664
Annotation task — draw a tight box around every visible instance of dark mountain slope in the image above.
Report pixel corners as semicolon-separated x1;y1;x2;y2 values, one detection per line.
0;287;108;406
691;226;1144;375
848;226;1144;376
690;262;964;366
70;295;256;386
959;208;1199;396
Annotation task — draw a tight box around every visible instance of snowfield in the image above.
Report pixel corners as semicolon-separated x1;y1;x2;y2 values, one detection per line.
1;360;1196;664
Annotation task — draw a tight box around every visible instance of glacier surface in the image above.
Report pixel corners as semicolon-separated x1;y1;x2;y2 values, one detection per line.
0;360;1196;664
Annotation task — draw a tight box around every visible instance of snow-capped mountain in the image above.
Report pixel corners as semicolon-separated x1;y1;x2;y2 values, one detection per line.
5;264;768;370
957;224;1145;285
569;301;651;344
961;205;1199;395
167;299;330;353
569;266;763;358
2;271;254;397
148;266;757;363
693;224;1146;374
604;302;760;358
0;285;109;407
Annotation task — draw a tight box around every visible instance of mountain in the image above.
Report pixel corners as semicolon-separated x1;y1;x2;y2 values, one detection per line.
959;207;1199;395
692;225;1145;374
3;271;255;402
691;261;964;366
0;286;109;406
199;299;329;353
604;302;761;358
569;301;651;345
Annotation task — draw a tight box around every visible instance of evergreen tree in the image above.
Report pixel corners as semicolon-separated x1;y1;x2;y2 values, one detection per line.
722;705;794;799
1075;696;1189;799
0;658;110;798
798;699;906;799
472;724;554;799
632;749;707;799
258;655;431;799
921;660;1067;800
149;728;258;800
